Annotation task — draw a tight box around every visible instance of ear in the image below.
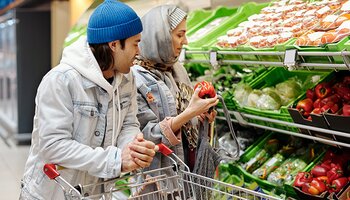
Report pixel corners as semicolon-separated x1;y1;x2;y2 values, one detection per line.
108;41;118;52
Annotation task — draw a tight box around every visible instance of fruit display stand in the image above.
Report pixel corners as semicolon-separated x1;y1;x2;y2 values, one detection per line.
187;49;350;148
183;1;350;200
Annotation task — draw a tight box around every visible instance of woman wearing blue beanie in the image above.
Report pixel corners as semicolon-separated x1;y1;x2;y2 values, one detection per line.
132;5;218;198
20;1;158;199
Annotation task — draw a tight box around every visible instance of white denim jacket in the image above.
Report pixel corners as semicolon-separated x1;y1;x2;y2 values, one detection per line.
20;36;140;199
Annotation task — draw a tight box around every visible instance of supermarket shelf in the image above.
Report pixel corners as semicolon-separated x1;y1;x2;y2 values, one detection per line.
185;59;211;64
186;48;350;148
220;60;284;66
216;109;350;148
217;51;285;56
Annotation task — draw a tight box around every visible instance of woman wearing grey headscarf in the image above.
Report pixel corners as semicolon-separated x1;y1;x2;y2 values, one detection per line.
131;5;218;198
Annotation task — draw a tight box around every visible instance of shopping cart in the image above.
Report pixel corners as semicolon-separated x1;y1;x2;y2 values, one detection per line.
44;143;282;200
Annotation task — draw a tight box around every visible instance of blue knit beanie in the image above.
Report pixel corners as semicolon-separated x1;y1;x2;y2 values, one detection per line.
87;0;143;44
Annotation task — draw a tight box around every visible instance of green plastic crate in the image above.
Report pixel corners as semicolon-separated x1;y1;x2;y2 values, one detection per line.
286;36;349;64
218;162;282;199
186;6;238;43
238;132;276;163
186;9;213;32
216;66;274;111
237;132;326;198
242;67;332;115
345;39;350;51
236;68;331;131
186;2;269;52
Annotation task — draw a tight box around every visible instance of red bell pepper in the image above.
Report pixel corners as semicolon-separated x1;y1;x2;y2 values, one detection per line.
343;104;350;116
334;86;350;101
330;104;339;114
329;177;349;193
311;178;327;193
321;94;340;104
296;98;314;114
317;176;330;184
306;89;316;101
315;83;332;99
311;165;328;177
314;99;326;109
311;108;322;115
302;183;321;195
321;160;332;171
294;172;313;187
327;167;344;182
194;81;216;99
323;150;336;162
321;102;333;113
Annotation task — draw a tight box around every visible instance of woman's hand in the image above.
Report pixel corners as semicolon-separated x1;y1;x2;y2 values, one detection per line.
186;86;219;118
197;110;217;123
170;87;219;133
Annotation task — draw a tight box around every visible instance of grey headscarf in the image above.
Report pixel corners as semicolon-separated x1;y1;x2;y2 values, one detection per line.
139;5;187;67
136;5;199;150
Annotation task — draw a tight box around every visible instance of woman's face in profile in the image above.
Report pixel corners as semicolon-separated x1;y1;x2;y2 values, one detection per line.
171;19;188;58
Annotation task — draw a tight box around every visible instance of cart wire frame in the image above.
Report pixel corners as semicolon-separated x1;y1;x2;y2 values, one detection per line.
43;143;282;200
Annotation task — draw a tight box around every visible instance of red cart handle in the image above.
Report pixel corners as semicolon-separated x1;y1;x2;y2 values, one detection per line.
156;143;173;156
43;164;60;179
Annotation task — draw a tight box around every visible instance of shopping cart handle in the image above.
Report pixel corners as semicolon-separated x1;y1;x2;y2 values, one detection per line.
156;143;173;156
43;164;60;180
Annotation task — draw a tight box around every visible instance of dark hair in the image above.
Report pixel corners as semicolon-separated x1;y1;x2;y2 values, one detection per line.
89;43;114;72
89;39;126;72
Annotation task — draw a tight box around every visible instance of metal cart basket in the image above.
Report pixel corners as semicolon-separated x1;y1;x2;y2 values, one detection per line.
43;143;282;200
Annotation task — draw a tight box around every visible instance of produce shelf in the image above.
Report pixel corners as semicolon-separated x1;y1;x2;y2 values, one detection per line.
216;109;350;148
184;50;350;70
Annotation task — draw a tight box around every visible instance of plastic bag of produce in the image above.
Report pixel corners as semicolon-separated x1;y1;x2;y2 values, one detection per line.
234;83;252;106
267;153;308;185
252;145;296;179
247;89;262;107
242;138;280;173
256;88;281;110
275;77;302;100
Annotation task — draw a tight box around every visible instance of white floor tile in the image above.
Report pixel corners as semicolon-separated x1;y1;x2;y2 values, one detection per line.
0;138;30;199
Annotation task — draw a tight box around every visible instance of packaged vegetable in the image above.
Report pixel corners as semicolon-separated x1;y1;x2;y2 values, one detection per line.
256;89;281;110
234;83;252;106
275;77;302;101
252;145;296;179
247;90;262;107
252;152;285;179
267;144;318;185
242;138;280;173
